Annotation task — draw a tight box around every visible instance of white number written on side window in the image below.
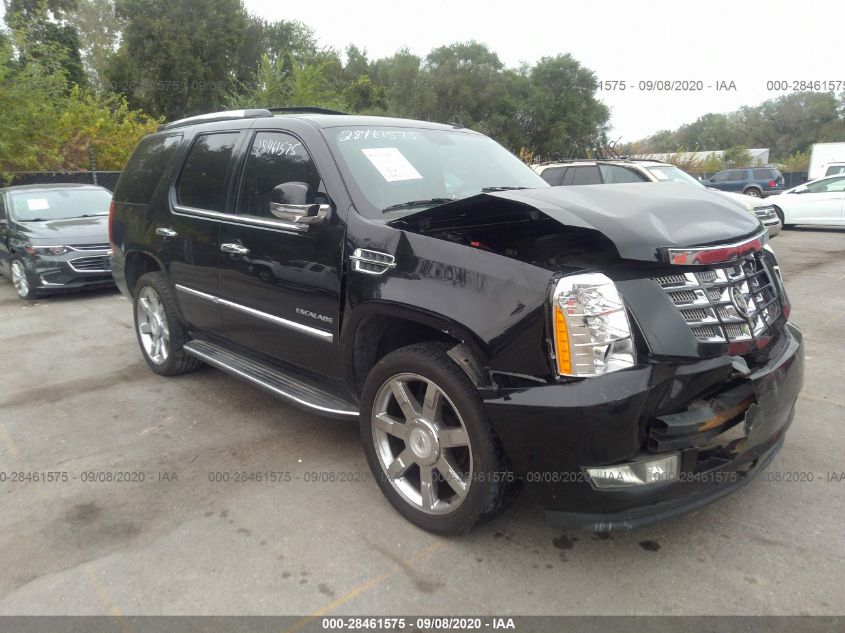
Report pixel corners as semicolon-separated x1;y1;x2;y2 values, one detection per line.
255;138;301;157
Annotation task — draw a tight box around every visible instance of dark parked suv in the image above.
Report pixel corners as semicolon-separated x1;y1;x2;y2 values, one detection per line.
110;108;804;534
707;167;784;197
0;183;115;299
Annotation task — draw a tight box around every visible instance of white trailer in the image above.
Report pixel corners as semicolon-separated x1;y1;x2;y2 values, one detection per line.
808;142;845;180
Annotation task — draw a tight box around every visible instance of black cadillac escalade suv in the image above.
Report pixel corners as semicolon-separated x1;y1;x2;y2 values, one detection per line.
110;108;804;534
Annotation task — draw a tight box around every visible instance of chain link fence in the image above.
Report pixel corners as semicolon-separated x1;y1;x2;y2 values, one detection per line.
7;171;122;192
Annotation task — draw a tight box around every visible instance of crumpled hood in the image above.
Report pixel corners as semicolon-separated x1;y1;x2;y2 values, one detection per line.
392;182;763;263
17;216;109;244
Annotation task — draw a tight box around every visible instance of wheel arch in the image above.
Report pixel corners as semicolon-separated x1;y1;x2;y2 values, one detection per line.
343;302;491;396
123;250;166;297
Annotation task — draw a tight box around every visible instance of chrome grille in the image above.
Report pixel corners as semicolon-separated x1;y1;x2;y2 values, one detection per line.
71;243;110;251
69;255;111;272
653;251;782;344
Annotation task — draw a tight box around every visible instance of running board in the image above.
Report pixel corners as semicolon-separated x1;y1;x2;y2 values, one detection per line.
182;339;359;419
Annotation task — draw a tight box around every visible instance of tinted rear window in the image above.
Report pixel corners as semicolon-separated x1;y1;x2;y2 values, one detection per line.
114;134;183;204
599;164;648;183
753;168;779;180
176;132;241;212
571;166;601;185
540;166;566;186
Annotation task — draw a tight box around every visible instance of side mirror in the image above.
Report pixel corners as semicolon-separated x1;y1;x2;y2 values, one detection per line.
269;182;328;225
793;185;809;194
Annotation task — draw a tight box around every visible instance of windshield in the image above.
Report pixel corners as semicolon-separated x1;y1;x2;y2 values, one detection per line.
9;188;112;222
645;165;705;188
326;126;548;217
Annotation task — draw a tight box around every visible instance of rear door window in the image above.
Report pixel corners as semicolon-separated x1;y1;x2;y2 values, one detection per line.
114;134;183;204
599;165;649;183
570;166;601;185
725;170;746;181
540;166;566;186
176;132;241;212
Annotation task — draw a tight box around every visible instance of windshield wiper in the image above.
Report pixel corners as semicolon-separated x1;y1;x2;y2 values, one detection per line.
382;198;454;213
481;186;529;192
72;213;109;218
20;218;47;222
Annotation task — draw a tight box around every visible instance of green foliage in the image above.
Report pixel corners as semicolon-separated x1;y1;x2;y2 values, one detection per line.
4;0;87;89
778;150;811;172
66;0;122;90
105;0;247;120
0;30;158;180
524;54;609;159
3;0;613;173
722;146;753;168
638;92;845;162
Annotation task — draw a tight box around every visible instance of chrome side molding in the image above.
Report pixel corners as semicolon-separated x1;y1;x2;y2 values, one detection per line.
175;284;333;342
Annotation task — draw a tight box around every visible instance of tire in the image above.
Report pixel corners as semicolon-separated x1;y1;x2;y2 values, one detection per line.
773;206;795;229
359;343;517;535
132;271;202;376
743;187;762;197
10;257;36;300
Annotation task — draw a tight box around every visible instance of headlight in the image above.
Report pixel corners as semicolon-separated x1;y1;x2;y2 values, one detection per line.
24;245;70;255
754;205;777;220
550;273;636;377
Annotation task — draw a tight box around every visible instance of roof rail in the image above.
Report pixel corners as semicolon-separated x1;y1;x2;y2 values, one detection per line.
533;156;670;167
267;106;348;115
158;109;273;131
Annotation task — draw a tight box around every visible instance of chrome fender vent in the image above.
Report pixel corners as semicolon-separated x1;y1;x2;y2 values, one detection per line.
350;248;396;276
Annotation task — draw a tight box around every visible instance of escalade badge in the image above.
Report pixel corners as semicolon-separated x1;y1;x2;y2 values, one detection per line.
731;286;750;317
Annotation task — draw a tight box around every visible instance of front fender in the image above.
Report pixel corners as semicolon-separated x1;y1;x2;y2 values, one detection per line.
345;227;556;380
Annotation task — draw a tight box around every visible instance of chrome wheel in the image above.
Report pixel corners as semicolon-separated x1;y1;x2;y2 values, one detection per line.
11;260;30;298
135;286;170;365
372;373;473;515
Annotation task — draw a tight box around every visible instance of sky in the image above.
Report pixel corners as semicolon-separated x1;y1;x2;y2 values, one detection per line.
244;0;842;141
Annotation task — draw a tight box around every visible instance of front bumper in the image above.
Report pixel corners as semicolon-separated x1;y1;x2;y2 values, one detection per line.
763;218;782;237
483;322;803;531
21;252;115;291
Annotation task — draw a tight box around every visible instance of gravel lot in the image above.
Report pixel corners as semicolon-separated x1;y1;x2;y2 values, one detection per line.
0;228;843;616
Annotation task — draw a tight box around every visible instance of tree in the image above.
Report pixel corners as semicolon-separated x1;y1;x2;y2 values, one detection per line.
0;30;157;179
424;41;504;126
637;91;845;162
233;15;317;92
370;49;434;120
524;54;609;159
105;0;247;120
66;0;123;90
4;0;87;88
230;49;347;112
723;146;753;168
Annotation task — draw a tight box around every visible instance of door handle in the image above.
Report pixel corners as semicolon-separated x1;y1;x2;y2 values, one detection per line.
220;243;250;255
156;227;178;238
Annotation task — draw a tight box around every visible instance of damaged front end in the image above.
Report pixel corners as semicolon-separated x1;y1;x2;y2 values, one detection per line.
387;183;804;531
